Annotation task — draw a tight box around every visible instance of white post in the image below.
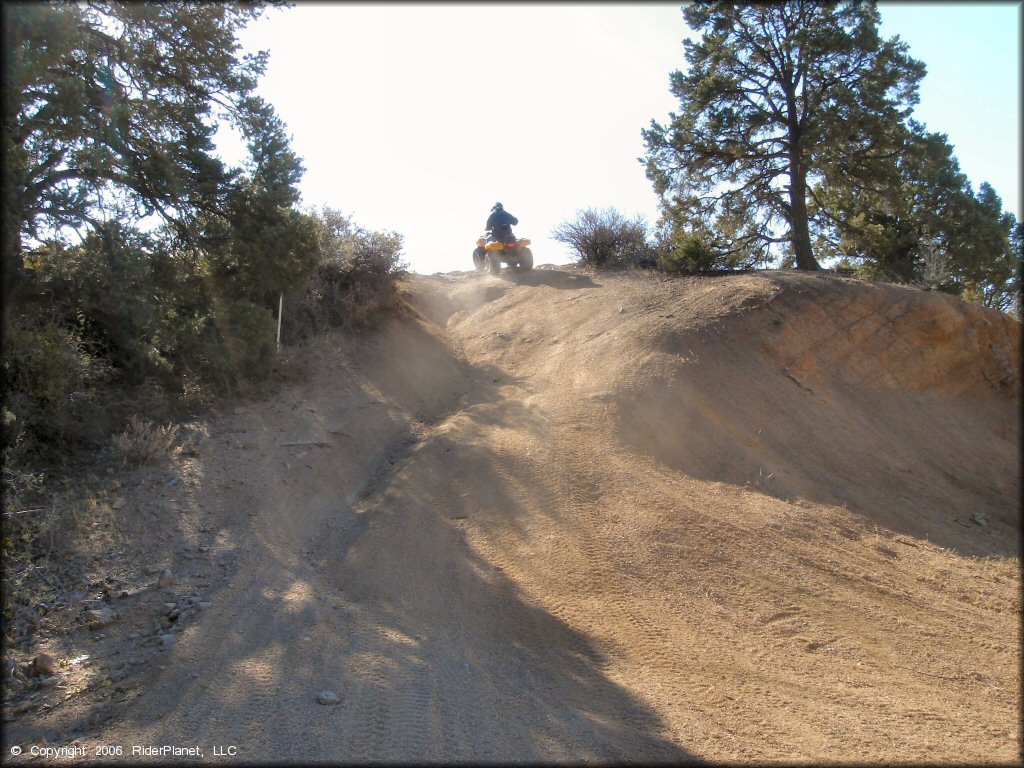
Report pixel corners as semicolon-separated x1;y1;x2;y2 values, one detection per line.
276;293;283;351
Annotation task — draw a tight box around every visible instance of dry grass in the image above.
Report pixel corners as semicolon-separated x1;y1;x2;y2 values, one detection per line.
1;470;114;649
111;416;180;465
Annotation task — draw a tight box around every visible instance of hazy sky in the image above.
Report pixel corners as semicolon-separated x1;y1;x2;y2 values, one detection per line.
223;2;1022;274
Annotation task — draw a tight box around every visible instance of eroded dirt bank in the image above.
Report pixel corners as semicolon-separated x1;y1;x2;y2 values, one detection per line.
4;267;1019;763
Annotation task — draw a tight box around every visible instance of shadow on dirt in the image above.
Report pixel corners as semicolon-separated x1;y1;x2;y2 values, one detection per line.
300;410;697;761
68;426;697;762
613;344;1020;559
500;267;601;291
8;319;697;763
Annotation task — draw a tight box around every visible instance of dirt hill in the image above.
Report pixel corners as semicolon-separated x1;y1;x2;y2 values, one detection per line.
4;267;1020;763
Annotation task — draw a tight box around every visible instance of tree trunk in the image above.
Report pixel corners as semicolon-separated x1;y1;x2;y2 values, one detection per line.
1;130;27;316
1;207;25;318
782;78;821;272
788;164;821;271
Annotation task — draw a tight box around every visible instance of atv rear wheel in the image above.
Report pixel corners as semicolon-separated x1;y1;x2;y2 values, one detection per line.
518;247;533;271
486;252;502;275
472;247;487;272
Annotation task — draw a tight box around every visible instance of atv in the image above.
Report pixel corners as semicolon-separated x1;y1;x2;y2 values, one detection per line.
472;231;534;275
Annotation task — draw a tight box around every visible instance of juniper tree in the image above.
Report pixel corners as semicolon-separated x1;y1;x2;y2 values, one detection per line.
1;1;295;307
813;119;1020;310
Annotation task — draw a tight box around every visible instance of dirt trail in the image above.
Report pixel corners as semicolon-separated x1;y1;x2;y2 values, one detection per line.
5;267;1020;763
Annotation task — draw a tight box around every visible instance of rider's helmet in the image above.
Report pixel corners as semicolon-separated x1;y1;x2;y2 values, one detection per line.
492;202;503;211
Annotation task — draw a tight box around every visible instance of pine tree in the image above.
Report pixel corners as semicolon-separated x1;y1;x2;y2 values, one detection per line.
642;1;925;271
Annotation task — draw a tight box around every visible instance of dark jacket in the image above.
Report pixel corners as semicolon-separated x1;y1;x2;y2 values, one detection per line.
486;208;518;233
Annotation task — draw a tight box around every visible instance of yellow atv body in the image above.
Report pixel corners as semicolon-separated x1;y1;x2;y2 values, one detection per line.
472;235;534;275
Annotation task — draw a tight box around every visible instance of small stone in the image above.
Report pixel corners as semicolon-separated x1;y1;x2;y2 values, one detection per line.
198;602;213;610
39;675;59;688
32;653;57;676
971;511;989;527
85;608;117;630
111;497;126;510
317;690;340;705
162;603;176;615
128;631;141;640
159;634;176;648
157;570;173;588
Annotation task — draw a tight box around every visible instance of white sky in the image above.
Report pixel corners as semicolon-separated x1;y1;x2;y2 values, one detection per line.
223;2;1022;275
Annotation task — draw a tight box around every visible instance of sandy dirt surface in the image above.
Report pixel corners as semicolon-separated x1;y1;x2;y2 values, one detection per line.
3;267;1020;764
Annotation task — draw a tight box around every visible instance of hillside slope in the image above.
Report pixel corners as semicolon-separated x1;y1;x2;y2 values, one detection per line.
6;267;1019;763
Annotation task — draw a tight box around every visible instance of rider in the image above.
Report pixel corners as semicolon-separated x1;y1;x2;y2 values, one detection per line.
485;202;518;243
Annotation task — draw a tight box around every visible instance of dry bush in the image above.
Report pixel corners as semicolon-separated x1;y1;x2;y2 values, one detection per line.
552;208;655;269
312;259;401;328
1;464;50;555
2;465;64;641
2;464;123;645
111;416;180;464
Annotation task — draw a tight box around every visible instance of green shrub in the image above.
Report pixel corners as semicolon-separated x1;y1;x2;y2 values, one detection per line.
29;226;285;397
280;208;406;341
204;189;322;307
1;315;111;452
33;226;182;384
658;230;721;273
180;298;278;394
